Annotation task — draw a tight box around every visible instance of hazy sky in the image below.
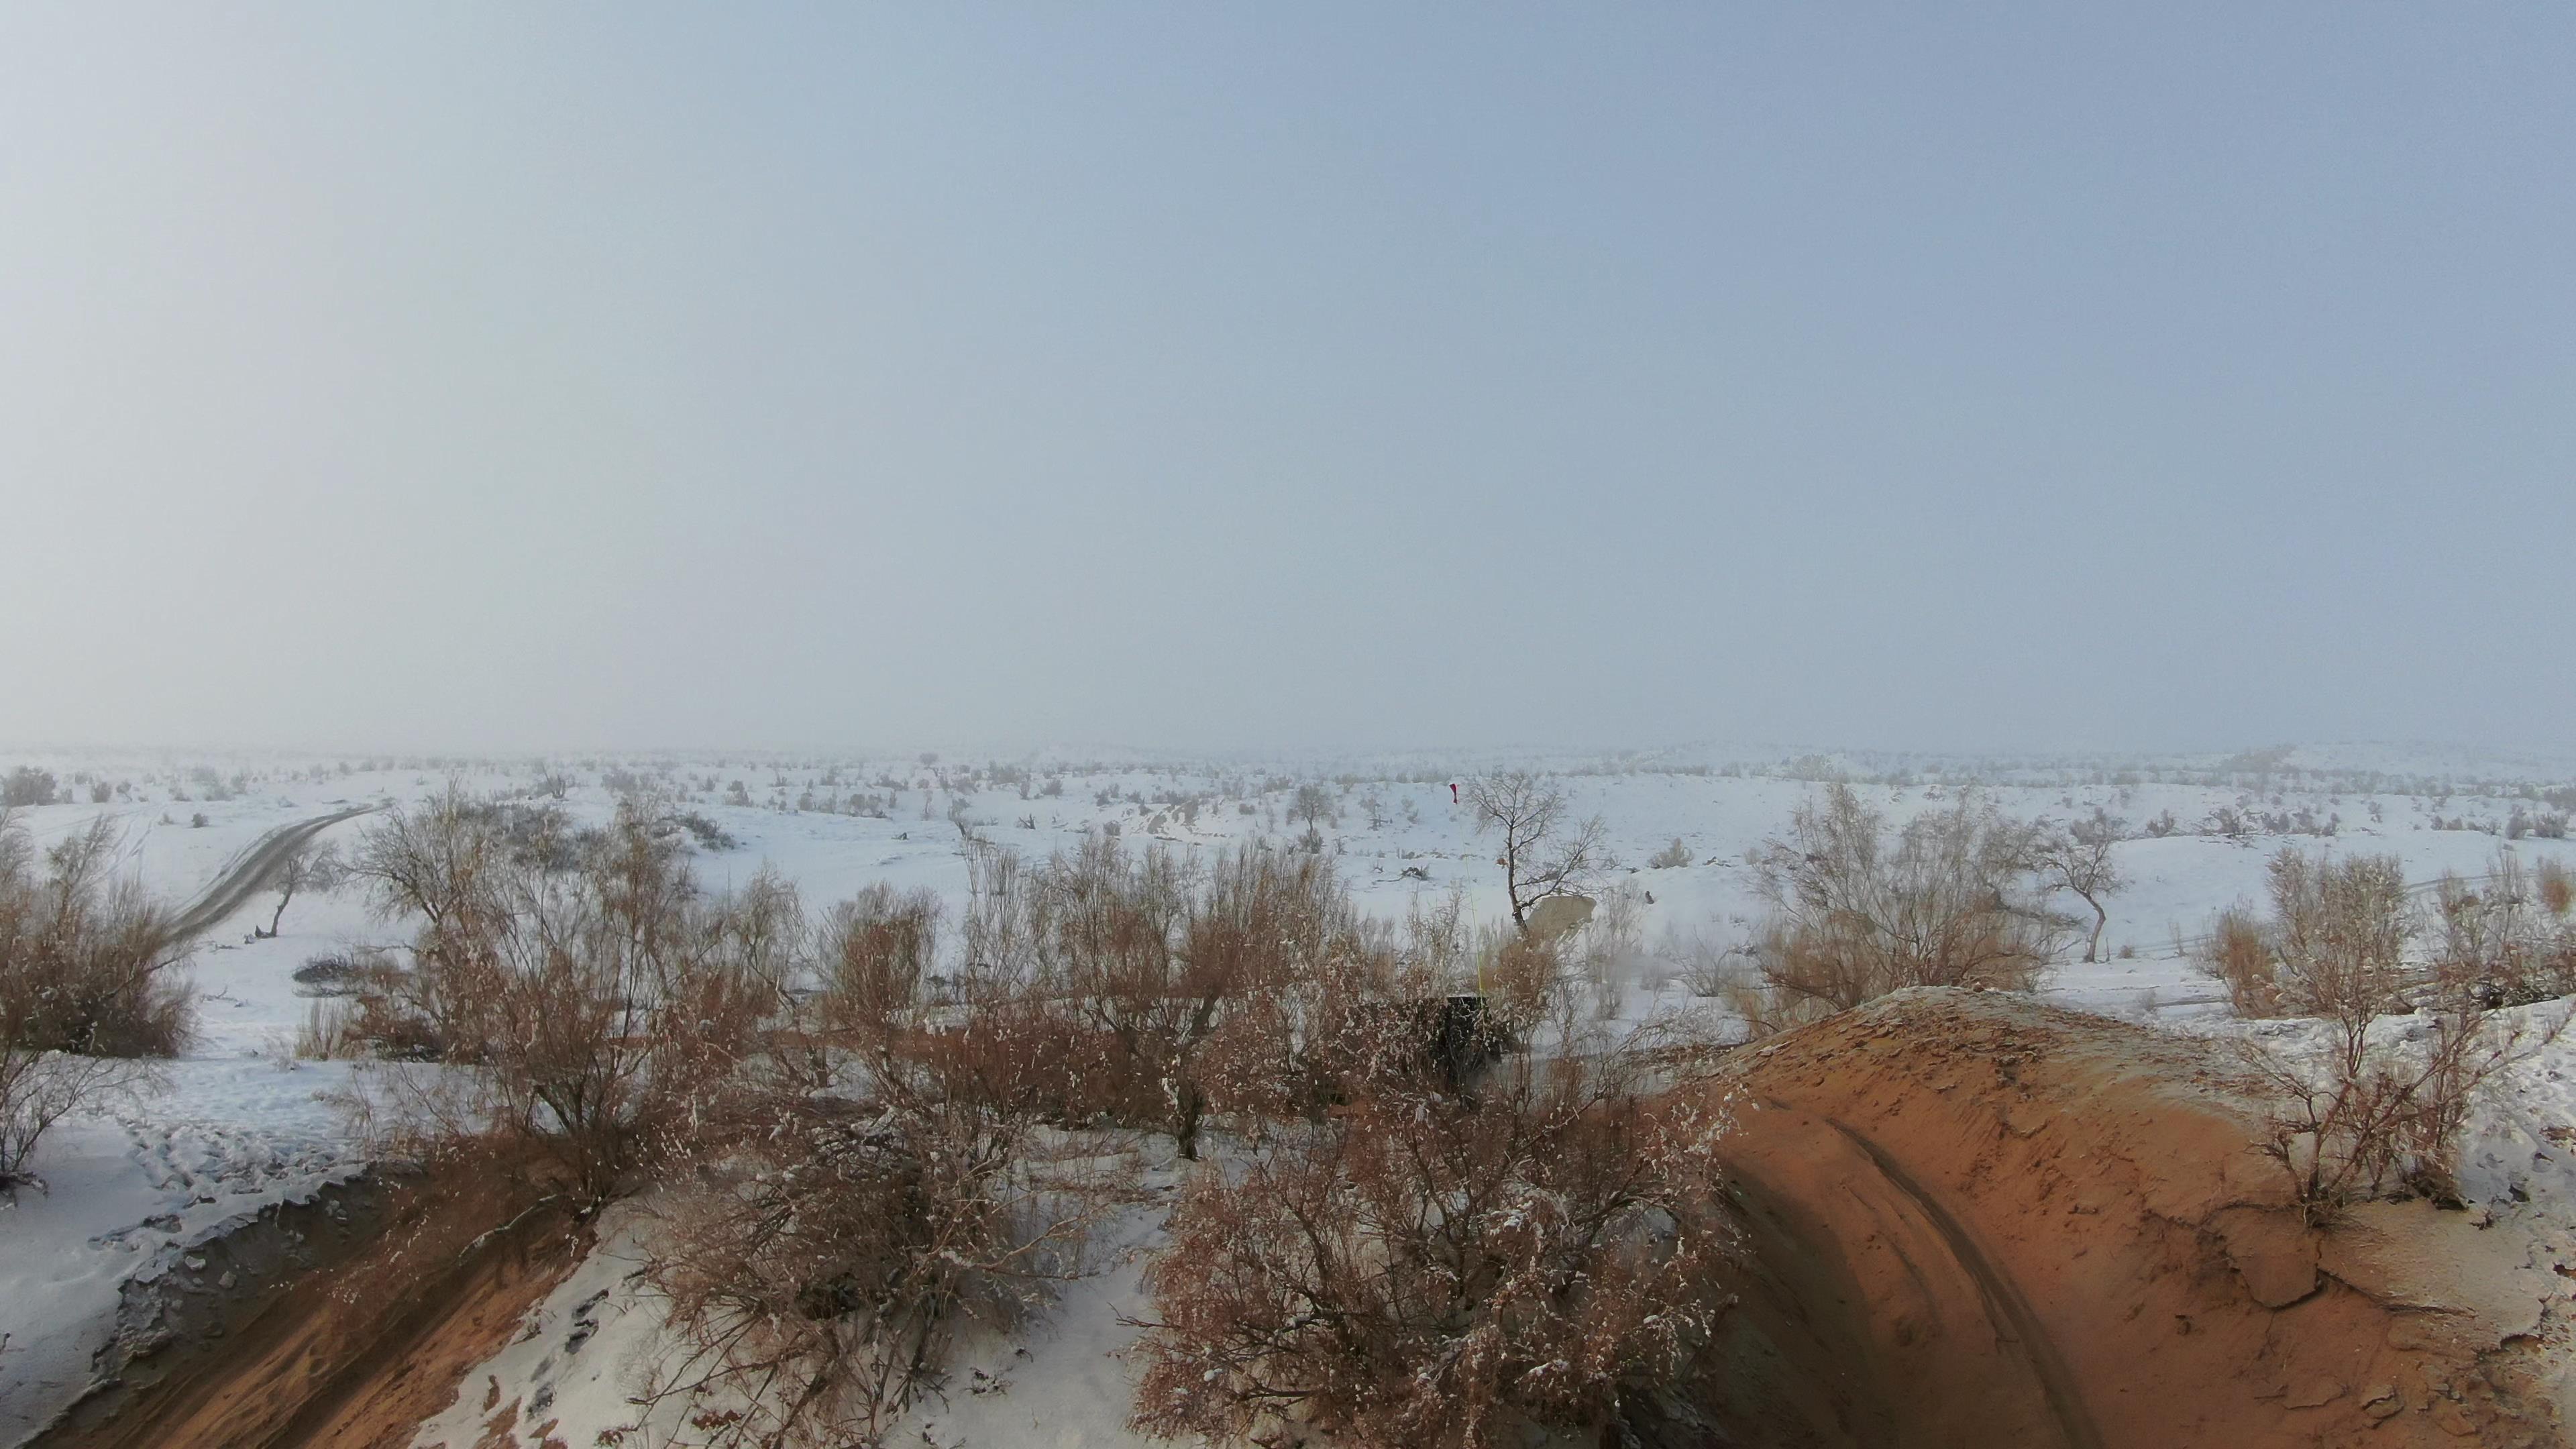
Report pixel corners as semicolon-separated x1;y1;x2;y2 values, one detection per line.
3;6;2569;756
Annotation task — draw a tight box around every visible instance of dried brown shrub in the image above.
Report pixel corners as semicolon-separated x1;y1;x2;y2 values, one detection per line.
1733;785;2068;1034
935;839;1391;1157
2539;857;2573;920
1;811;180;1188
0;814;195;1058
816;883;943;1034
341;800;788;1203
2204;847;2569;1220
2191;906;2280;1016
2192;849;2414;1028
1131;1049;1733;1449
642;1064;1130;1448
2428;851;2576;1007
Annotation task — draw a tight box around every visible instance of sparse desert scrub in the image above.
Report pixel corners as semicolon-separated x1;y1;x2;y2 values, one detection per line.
1130;1046;1734;1449
1729;785;2070;1035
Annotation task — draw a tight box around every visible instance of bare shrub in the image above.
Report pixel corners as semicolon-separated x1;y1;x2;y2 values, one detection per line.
0;814;195;1058
2200;845;2564;1220
341;800;788;1203
2190;849;2415;1026
816;883;943;1034
2540;857;2574;919
0;812;174;1189
2234;849;2412;1028
1646;837;1692;870
1480;927;1566;1037
1656;924;1737;998
294;996;360;1061
1733;785;2068;1034
642;1065;1129;1448
2424;850;2576;1007
2190;906;2279;1016
1191;912;1424;1128
2243;1006;2561;1224
0;1045;150;1191
1130;1048;1733;1449
939;839;1388;1159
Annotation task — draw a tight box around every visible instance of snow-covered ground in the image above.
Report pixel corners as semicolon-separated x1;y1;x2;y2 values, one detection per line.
4;740;2574;1444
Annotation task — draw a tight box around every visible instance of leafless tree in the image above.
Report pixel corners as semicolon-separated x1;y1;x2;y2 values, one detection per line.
262;841;342;938
345;782;502;935
2034;810;2125;962
1460;771;1606;932
1289;782;1336;831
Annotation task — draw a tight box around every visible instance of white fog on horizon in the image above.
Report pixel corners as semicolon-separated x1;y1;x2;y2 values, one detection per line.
3;6;2570;757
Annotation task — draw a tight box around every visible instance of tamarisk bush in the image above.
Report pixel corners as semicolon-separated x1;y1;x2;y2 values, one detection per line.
1130;1047;1733;1449
641;1056;1131;1448
1733;785;2069;1034
2195;846;2567;1220
0;810;183;1189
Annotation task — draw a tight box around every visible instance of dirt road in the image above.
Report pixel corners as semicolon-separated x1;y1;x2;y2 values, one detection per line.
165;806;374;945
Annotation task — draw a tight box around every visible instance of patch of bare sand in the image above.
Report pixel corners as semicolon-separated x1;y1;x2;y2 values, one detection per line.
1682;987;2569;1448
32;1170;581;1449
